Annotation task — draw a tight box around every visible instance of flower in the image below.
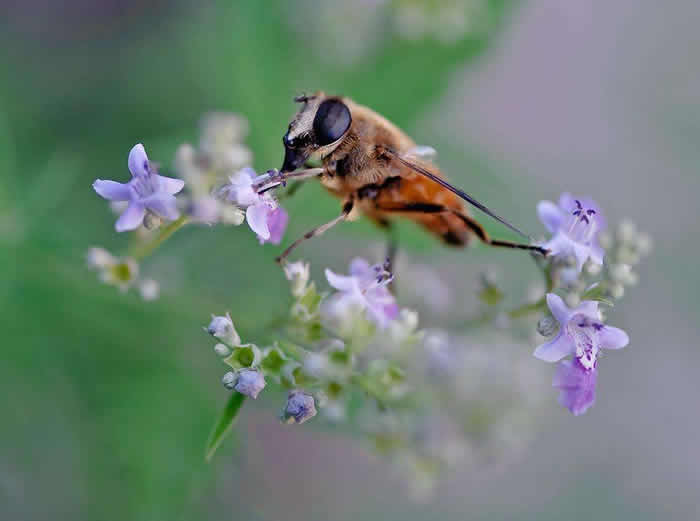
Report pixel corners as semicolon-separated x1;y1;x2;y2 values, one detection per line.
282;390;317;424
283;260;311;297
233;368;266;399
552;358;598;416
537;193;605;272
206;313;241;347
534;293;629;415
93;144;185;232
322;258;399;329
86;246;139;292
222;168;288;244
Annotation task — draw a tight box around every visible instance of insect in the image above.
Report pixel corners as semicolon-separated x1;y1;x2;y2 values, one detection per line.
254;92;548;263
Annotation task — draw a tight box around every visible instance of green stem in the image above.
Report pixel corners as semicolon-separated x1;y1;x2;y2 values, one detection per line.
129;215;189;260
507;297;546;319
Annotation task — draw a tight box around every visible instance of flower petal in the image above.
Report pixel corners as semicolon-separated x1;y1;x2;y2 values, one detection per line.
155;175;185;195
537;200;564;233
558;192;575;212
600;326;629;350
546;293;571;325
553;359;597;416
128;144;149;177
93;179;132;201
246;203;270;240
349;257;372;277
324;268;360;293
575;300;600;320
572;242;592;272
142;193;180;220
533;331;575;362
265;207;288;245
115;202;146;232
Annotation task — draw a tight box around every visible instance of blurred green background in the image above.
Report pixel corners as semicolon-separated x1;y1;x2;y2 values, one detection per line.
1;1;699;520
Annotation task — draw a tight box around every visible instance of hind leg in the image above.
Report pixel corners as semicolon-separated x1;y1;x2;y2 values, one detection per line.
372;202;548;255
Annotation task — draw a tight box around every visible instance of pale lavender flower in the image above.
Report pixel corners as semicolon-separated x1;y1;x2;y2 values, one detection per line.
537;193;605;272
222;168;288;244
323;258;399;329
552;358;598;416
233;368;266;399
534;293;629;415
206;313;241;347
282;390;317;424
93;144;185;232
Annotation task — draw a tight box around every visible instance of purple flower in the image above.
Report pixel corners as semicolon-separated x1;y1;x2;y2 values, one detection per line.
552;358;598;416
223;168;288;244
234;368;266;399
93;144;185;232
282;390;317;424
534;293;629;415
537;193;606;272
323;258;399;329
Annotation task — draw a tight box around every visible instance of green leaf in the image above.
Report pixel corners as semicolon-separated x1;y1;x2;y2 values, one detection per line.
205;392;246;462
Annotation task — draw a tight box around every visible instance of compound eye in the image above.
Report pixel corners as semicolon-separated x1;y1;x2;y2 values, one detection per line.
313;99;351;146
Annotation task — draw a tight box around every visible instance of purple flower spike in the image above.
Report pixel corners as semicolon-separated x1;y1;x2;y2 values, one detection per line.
534;293;629;415
323;258;399;329
93;144;185;232
223;168;288;244
537;193;606;272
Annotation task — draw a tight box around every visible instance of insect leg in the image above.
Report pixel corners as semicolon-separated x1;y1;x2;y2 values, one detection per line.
276;199;354;264
374;202;548;255
255;167;324;194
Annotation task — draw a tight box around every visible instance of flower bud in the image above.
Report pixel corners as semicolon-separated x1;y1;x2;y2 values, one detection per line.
138;278;159;301
222;371;236;390
537;316;558;337
207;313;240;346
283;261;311;297
609;282;625;299
214;343;231;357
143;211;162;230
234;368;266;399
282;390;317;424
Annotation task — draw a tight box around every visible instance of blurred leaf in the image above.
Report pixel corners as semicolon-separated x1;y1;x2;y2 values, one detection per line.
205;392;246;462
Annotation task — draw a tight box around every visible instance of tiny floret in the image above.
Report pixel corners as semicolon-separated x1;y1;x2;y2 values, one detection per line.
537;193;605;272
282;390;317;424
234;368;266;399
221;168;288;244
207;313;241;346
283;260;311;297
322;258;399;329
93;144;185;232
534;293;629;415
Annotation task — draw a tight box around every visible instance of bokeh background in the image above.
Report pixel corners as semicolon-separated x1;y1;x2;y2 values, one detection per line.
2;1;699;520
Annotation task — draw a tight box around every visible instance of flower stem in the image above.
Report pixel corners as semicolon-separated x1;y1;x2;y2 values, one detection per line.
507;297;546;319
130;215;189;260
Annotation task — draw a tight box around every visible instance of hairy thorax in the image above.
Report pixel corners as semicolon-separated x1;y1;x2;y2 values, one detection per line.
319;101;414;198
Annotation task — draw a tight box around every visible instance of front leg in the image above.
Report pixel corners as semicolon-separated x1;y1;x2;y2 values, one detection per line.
276;198;354;264
254;167;325;194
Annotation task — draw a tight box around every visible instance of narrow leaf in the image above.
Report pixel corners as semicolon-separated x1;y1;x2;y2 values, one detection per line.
205;392;246;462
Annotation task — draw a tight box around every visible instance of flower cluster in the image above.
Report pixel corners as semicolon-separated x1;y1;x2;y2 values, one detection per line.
87;114;650;497
88;114;290;297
